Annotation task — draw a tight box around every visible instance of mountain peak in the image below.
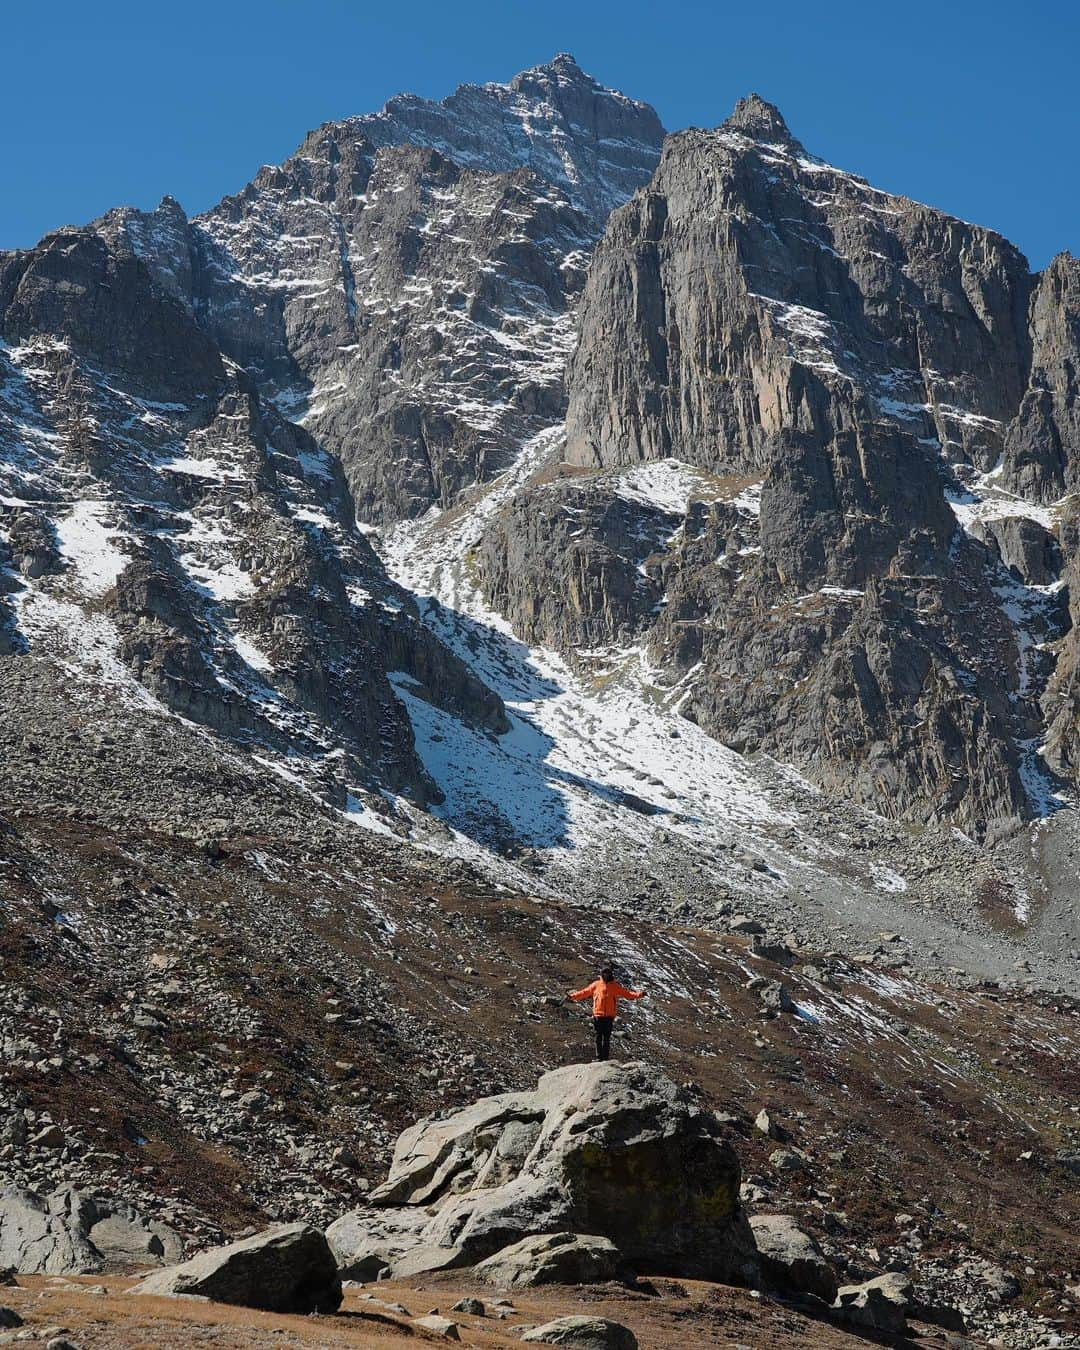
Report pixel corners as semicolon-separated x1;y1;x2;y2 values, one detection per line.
510;51;593;91
723;93;804;152
548;51;584;74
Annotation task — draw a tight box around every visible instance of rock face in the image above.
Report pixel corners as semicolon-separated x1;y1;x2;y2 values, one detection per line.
1002;253;1080;502
187;54;663;524
476;472;670;650
0;1186;181;1275
329;1061;758;1285
565;96;1031;479
474;1232;620;1288
129;1223;342;1313
475;95;1080;838
748;1213;837;1302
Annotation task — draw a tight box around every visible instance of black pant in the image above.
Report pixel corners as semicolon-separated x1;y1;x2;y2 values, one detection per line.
593;1016;614;1061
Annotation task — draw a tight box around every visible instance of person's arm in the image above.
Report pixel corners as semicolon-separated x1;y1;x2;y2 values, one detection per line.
567;981;597;1002
612;983;645;1000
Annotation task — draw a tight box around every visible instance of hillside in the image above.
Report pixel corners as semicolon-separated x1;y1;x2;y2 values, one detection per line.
1;52;1079;1350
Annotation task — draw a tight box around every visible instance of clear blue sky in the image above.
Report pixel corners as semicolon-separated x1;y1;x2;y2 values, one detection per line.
4;0;1076;268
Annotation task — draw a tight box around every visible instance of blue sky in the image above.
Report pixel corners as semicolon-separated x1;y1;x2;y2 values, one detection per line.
4;0;1076;267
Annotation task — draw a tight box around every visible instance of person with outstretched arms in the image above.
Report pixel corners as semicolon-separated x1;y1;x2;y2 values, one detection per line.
567;965;646;1061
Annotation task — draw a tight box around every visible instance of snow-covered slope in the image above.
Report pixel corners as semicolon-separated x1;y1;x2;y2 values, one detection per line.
373;427;1078;991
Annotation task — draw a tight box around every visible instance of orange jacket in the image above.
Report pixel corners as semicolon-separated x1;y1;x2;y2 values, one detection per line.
570;978;644;1019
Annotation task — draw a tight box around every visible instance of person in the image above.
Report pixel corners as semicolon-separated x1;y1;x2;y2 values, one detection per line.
567;966;646;1062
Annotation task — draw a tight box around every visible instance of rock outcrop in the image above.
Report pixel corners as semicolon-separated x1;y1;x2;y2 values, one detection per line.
565;97;1031;480
748;1213;837;1302
129;1223;342;1313
474;1232;620;1288
1002;253;1080;502
834;1271;913;1333
329;1061;758;1285
476;472;670;650
0;1186;181;1275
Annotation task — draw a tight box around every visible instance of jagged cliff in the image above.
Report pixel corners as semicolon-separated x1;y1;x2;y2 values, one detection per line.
163;54;661;523
479;96;1078;839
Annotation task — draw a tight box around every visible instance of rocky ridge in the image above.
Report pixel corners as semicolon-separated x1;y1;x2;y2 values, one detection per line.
181;52;663;523
482;95;1080;846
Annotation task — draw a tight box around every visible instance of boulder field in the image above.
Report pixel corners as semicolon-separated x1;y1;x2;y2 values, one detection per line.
1;1061;1020;1341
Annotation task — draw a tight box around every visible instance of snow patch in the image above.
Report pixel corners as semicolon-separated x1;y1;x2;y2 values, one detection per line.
54;501;129;596
611;459;706;514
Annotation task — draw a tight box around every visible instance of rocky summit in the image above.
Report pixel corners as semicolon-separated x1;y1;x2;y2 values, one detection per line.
1;50;1079;1350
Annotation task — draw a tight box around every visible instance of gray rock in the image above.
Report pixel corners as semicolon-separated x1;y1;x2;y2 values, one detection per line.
475;1232;619;1288
325;1206;429;1280
0;1187;175;1276
330;1061;758;1285
29;1124;65;1149
451;1296;486;1316
834;1272;912;1333
753;1110;783;1140
1054;1148;1080;1176
969;515;1061;587
1002;254;1080;503
749;1214;837;1302
520;1315;638;1348
128;1223;342;1313
758;982;796;1015
87;1210;184;1267
411;1314;460;1339
749;941;796;968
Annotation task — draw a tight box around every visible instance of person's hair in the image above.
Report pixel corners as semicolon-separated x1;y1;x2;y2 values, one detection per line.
600;966;615;981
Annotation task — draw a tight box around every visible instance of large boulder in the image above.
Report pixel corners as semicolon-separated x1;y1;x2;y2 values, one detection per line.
129;1223;341;1313
316;1206;428;1281
749;1214;837;1302
475;1232;619;1288
0;1186;181;1275
834;1272;912;1333
0;1187;99;1275
328;1061;758;1285
87;1207;184;1268
521;1315;638;1348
